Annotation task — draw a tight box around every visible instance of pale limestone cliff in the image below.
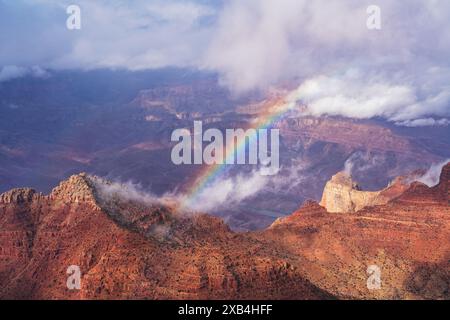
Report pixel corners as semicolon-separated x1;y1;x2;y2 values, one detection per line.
49;173;101;210
320;172;408;213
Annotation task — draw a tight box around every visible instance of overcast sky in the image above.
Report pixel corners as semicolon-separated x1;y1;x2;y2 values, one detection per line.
1;0;449;125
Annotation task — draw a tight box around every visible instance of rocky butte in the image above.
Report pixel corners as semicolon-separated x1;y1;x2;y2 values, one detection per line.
319;171;412;213
0;164;449;299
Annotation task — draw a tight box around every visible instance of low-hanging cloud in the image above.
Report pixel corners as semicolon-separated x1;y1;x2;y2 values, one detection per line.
91;176;163;205
176;159;312;212
90;170;270;213
0;66;28;82
0;65;49;82
288;70;450;123
1;0;450;124
395;118;450;127
343;151;388;176
416;159;450;187
90;162;311;214
181;170;271;212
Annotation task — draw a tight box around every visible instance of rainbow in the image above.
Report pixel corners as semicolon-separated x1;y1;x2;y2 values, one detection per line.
181;91;299;210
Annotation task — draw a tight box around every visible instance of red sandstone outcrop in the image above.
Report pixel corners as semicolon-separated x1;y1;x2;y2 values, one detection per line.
0;173;329;300
268;163;449;299
0;164;449;300
0;188;40;204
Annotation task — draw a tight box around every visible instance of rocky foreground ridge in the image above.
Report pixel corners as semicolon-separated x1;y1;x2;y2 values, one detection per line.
0;164;449;299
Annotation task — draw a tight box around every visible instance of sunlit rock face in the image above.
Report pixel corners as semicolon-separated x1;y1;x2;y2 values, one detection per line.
0;164;448;300
319;171;410;213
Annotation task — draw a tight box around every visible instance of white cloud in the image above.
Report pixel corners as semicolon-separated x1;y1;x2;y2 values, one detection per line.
395;118;450;127
2;0;450;123
202;0;450;123
180;159;312;212
0;0;216;71
91;176;162;205
344;151;388;176
183;170;270;212
0;65;50;82
204;0;450;91
91;169;274;214
145;1;215;26
417;159;450;187
0;66;28;82
286;69;450;124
